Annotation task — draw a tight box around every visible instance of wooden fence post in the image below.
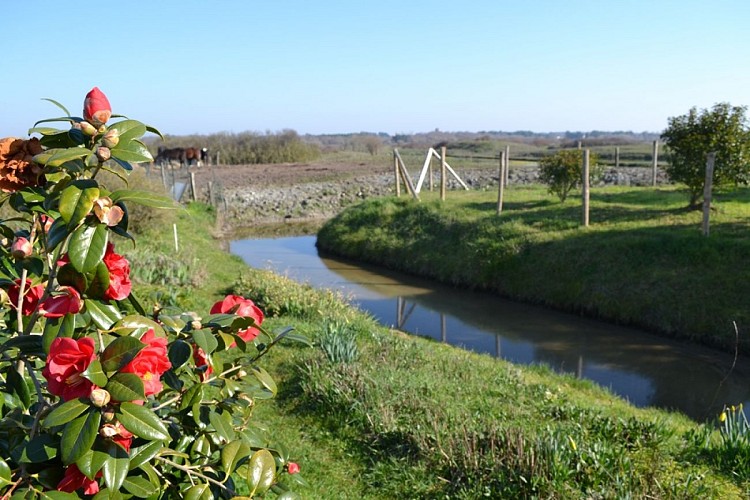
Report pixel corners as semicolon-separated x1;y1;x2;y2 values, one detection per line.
582;149;590;227
497;150;506;214
504;145;510;185
394;151;401;197
189;172;197;202
428;153;434;191
440;146;447;201
160;163;167;189
207;181;214;206
615;146;620;169
652;140;659;186
702;152;716;236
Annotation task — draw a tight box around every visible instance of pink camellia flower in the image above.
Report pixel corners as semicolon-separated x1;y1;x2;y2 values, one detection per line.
210;295;264;343
287;462;300;474
83;87;112;127
39;286;82;318
42;337;96;401
37;214;54;233
119;329;171;397
193;345;213;382
7;279;44;316
57;464;100;495
10;236;32;259
102;242;131;301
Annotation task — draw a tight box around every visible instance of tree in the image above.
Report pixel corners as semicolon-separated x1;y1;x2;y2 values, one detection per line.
539;149;599;202
661;103;750;208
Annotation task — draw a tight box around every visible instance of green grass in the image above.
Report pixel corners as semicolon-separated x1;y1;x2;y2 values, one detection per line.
126;199;750;498
317;185;750;354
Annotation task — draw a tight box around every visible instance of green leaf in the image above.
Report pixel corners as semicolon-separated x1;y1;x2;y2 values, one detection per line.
112;315;165;339
76;447;109;481
57;263;89;295
178;383;203;412
38;491;81;500
84;299;123;330
92;487;125;500
208;410;235;443
20;434;58;463
247;449;276;496
192;330;218;355
108;120;147;144
46;217;71;251
100;336;145;372
85;262;110;299
221;439;251;476
251;366;277;397
122;476;158;498
128;440;163;471
61;409;101;464
168;340;192;369
109;189;177;209
105;373;145;402
41;147;91;168
68;223;108;272
118;402;169;441
43;398;89;428
59;183;99;215
7;366;30;409
41;97;71;116
183;484;211;500
102;441;129;492
0;458;10;487
80;359;108;387
1;335;44;356
110;139;153;163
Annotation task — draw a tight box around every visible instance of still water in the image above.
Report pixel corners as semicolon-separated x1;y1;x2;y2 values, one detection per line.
230;235;750;421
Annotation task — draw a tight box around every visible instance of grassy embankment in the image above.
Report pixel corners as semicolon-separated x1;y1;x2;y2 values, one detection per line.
317;185;750;355
122;171;750;497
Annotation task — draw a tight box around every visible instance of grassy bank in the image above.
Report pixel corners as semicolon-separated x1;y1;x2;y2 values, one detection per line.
317;185;750;355
119;194;750;498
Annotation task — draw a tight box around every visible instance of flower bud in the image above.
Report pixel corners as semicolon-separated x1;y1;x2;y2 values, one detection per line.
99;423;119;438
102;407;116;422
10;237;32;259
287;462;300;474
102;129;120;148
78;121;98;136
90;388;111;408
95;146;111;162
83;87;112;126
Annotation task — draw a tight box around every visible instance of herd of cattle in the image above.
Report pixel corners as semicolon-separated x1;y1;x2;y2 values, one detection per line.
155;146;209;167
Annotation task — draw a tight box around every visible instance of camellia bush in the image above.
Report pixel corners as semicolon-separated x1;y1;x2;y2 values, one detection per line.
0;88;307;498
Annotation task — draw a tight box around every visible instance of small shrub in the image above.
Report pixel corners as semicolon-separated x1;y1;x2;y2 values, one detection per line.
539;149;600;202
318;320;359;363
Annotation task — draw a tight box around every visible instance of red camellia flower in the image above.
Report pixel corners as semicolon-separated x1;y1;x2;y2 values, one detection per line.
193;345;213;382
39;286;82;318
57;464;100;495
102;242;132;301
7;279;44;316
83;87;112;126
42;337;96;401
287;462;300;474
120;329;171;397
210;295;264;343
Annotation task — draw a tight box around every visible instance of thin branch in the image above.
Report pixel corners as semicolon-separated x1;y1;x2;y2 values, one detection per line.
155;456;235;494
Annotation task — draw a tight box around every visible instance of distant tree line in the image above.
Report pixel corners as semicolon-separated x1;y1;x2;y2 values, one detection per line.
149;130;321;165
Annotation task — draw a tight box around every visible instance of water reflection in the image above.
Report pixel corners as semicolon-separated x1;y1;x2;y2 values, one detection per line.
230;235;750;421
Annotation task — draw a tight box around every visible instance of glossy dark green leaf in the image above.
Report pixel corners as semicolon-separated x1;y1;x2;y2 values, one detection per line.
100;336;145;372
208;410;235;443
1;335;44;356
109;189;176;209
33;147;88;167
43;398;89;428
127;440;163;471
178;384;203;411
57;263;88;294
20;434;58;463
61;409;101;464
84;299;122;330
110;139;153;163
76;447;108;481
85;262;110;299
221;440;251;477
105;373;145;402
102;441;129;492
0;458;10;487
251;366;277;397
168;340;192;369
247;449;276;496
46;217;70;252
118;402;169;441
108;120;147;144
68;223;108;273
38;491;81;500
91;487;124;500
43;314;75;353
82;360;108;387
162;369;183;391
192;329;218;355
7;366;30;409
59;180;99;228
183;484;211;500
122;476;158;498
111;315;165;339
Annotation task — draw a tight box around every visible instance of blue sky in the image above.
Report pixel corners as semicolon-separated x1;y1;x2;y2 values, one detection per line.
2;1;749;137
